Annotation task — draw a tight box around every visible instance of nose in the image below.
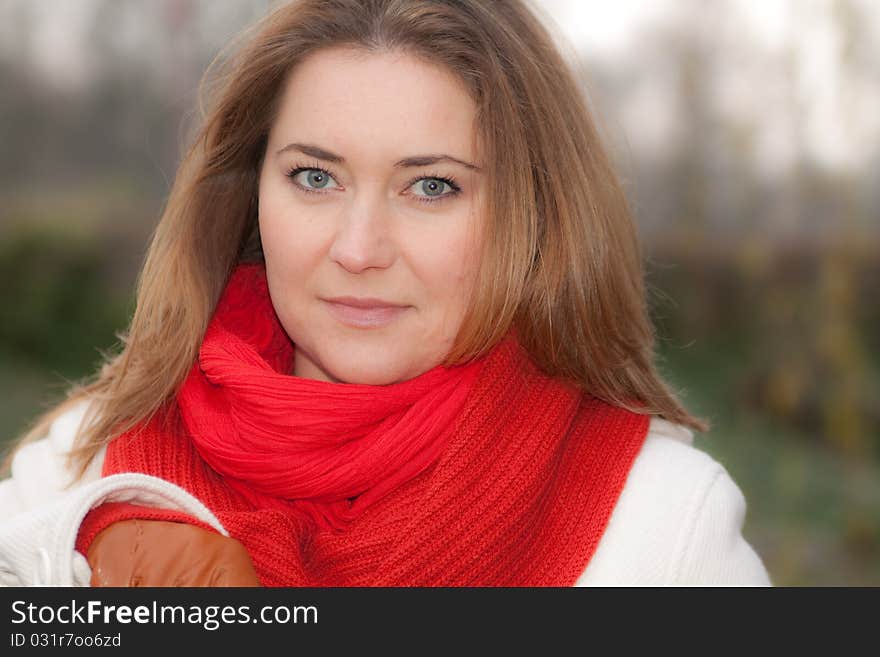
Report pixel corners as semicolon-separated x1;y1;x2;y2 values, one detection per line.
328;192;396;274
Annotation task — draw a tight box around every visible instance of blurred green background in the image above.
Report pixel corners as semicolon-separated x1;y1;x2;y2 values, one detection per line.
1;0;877;585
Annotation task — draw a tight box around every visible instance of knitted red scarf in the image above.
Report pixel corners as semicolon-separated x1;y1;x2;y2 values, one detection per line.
77;263;651;586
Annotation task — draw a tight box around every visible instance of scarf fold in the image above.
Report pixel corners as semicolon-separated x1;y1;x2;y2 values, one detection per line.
85;262;651;586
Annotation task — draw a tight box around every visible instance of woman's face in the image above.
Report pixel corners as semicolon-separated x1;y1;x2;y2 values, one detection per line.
258;47;486;384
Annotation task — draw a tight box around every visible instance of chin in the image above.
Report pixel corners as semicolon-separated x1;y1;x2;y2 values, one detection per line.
316;341;415;385
329;360;412;386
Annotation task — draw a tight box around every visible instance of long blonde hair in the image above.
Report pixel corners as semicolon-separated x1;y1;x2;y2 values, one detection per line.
6;0;708;482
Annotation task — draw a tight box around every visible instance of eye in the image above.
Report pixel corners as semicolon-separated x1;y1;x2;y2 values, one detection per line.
406;174;461;205
285;165;341;193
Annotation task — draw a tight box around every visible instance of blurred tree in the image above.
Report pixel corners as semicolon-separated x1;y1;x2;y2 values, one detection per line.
813;0;873;457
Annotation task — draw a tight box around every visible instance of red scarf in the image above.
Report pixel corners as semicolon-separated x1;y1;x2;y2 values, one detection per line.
77;263;651;586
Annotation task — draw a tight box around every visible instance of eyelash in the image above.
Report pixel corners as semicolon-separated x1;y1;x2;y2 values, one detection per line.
284;161;461;205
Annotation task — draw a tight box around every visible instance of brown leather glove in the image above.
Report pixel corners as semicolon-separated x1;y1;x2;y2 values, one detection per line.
87;519;261;587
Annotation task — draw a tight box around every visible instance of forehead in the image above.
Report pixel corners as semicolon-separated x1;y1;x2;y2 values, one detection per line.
270;47;479;159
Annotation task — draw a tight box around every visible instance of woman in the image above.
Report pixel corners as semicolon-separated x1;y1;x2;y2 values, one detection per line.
0;0;770;586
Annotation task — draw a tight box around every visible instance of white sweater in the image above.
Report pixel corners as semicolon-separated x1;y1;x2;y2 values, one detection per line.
0;400;772;586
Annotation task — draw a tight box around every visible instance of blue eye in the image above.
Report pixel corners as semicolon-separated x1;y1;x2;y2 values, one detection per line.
286;166;340;191
284;163;462;205
408;177;461;204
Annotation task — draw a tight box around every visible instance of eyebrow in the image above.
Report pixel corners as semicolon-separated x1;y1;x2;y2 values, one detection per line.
276;142;482;172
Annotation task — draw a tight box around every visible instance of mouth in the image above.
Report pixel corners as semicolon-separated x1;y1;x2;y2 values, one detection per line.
321;297;411;329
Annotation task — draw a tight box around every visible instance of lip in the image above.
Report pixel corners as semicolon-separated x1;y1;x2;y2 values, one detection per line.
321;297;411;329
323;296;409;309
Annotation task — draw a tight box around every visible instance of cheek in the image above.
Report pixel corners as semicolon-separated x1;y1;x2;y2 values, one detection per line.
415;221;482;315
447;216;483;289
258;187;327;281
